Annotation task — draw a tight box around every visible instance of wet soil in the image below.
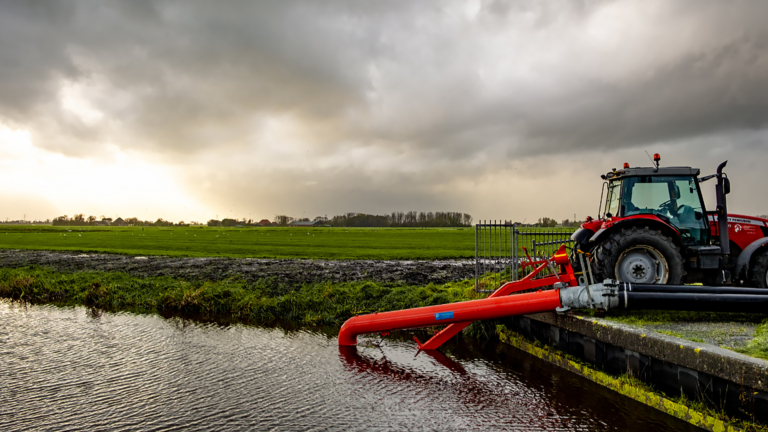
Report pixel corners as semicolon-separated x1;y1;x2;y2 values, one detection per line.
0;249;475;286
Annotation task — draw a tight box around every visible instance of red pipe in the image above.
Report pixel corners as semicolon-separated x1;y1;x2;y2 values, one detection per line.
338;289;562;346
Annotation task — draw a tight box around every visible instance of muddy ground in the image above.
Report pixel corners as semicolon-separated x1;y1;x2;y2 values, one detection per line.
0;249;475;287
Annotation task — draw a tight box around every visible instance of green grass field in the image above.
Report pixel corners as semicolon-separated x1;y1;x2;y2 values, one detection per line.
0;225;484;259
0;225;576;260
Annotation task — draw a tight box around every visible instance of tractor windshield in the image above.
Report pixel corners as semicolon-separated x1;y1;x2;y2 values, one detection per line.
621;176;708;245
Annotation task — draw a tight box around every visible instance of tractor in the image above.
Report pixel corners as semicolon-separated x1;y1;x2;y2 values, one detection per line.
338;154;768;350
570;154;768;288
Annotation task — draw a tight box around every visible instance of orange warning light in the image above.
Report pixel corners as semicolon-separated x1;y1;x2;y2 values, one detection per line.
653;153;661;161
623;163;630;168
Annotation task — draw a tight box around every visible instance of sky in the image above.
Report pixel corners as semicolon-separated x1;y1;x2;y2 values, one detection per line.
1;0;767;224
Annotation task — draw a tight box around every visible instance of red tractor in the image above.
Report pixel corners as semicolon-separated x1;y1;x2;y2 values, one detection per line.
571;154;768;288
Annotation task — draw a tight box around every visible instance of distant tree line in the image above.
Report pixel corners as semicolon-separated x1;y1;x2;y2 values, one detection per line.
558;218;582;228
207;218;256;227
50;212;586;229
269;211;473;228
511;217;581;228
53;214;194;227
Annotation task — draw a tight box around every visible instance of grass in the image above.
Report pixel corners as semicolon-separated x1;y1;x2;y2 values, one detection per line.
740;320;768;360
0;266;497;337
0;225;479;260
0;225;575;260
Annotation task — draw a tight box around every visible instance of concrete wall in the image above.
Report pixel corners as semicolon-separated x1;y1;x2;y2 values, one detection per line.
506;312;768;423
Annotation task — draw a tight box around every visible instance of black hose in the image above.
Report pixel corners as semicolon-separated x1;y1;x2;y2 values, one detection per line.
624;292;768;313
624;284;768;296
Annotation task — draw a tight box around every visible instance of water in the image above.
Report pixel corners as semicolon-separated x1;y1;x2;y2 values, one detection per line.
0;301;699;431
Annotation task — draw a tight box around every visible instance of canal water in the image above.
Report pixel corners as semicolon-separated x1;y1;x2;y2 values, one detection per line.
0;301;699;431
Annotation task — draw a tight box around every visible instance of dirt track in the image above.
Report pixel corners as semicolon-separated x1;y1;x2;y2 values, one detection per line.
0;250;475;287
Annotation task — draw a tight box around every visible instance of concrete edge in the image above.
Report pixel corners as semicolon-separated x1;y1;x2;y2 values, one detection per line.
496;326;742;432
525;312;768;392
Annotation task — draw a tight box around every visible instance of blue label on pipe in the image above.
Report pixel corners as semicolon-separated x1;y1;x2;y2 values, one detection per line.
434;311;454;321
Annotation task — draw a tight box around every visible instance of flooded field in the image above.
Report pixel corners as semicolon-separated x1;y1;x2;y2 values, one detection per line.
0;300;699;431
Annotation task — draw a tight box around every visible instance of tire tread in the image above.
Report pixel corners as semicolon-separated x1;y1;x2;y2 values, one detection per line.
593;226;685;284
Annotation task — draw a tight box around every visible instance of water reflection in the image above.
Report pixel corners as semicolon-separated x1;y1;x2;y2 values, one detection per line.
0;301;699;432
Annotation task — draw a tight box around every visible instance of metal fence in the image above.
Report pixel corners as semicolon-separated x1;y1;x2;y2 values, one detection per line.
475;221;575;293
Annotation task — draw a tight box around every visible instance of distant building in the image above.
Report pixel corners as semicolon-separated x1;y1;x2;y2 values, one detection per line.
112;217;126;226
288;220;323;227
258;219;271;226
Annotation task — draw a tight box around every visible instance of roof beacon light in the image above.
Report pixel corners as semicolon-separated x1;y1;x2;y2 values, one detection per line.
654;153;661;162
623;162;630;169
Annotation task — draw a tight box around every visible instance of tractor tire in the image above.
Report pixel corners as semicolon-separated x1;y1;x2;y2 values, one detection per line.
569;244;583;273
593;226;685;285
749;250;768;289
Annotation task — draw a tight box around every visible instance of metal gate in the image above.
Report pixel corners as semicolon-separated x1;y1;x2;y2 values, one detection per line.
475;221;575;293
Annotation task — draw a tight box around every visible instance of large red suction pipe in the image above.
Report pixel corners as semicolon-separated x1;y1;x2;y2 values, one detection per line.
339;245;577;349
338;289;561;346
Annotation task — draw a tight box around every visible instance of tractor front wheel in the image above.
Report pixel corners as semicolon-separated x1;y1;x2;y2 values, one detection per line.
749;250;768;289
594;226;685;285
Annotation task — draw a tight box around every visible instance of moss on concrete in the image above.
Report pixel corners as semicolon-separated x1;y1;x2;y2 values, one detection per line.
496;325;767;432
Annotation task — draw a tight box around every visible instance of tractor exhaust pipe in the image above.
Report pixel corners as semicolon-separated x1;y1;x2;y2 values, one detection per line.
716;161;730;257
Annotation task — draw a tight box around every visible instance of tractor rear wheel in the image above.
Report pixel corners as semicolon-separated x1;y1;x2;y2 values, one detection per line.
569;244;583;273
594;226;685;284
749;250;768;289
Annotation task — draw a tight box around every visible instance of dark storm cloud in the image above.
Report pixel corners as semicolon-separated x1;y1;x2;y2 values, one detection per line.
2;0;767;159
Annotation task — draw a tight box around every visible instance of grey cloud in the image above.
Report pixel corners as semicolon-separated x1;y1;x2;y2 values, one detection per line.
2;0;767;159
1;0;767;220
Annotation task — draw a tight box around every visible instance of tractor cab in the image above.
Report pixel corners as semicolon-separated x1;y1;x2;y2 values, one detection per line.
572;155;768;288
602;166;709;246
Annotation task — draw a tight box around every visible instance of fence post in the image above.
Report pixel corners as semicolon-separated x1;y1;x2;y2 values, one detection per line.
475;223;479;291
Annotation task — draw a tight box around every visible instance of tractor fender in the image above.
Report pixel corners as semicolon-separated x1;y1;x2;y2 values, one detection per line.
734;237;768;281
589;219;682;250
570;227;595;245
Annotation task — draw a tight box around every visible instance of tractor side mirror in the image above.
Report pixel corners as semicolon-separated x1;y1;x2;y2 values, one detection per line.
724;177;730;195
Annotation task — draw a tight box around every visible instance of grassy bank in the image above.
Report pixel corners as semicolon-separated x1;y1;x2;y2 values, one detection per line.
0;225;574;260
0;266;505;337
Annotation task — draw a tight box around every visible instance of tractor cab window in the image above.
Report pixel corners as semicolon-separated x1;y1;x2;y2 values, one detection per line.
620;176;708;245
604;181;621;218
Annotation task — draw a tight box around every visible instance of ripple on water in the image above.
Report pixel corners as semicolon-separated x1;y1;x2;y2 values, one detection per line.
0;300;699;431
